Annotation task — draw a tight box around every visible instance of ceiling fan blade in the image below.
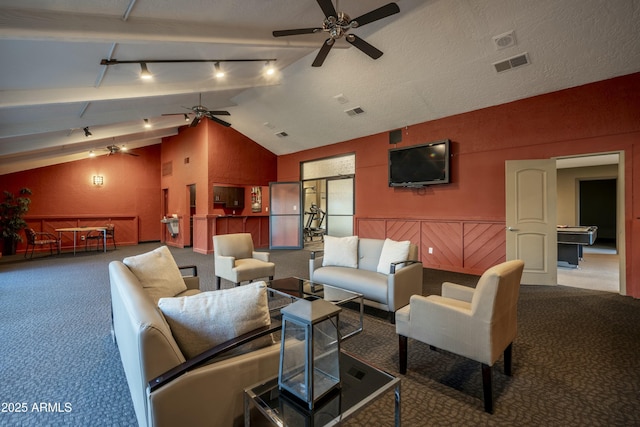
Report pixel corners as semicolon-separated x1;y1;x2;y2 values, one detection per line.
206;115;232;127
312;39;334;67
125;152;140;157
347;34;383;59
206;110;230;116
190;116;201;127
350;2;400;27
316;0;337;19
273;28;321;37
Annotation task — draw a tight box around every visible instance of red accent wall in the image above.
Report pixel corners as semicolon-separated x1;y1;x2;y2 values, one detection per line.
277;73;640;297
161;120;277;252
0;144;161;251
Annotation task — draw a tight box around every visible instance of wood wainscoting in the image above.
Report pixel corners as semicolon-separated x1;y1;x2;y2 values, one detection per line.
24;215;138;254
356;218;506;275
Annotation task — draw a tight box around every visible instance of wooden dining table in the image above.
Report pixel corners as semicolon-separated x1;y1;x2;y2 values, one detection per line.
55;226;107;255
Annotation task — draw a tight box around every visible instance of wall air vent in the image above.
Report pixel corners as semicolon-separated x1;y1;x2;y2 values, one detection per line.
275;131;289;138
493;52;530;73
345;106;365;117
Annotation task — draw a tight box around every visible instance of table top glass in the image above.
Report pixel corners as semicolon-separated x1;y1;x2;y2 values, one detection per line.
268;277;362;304
267;277;364;340
245;351;399;426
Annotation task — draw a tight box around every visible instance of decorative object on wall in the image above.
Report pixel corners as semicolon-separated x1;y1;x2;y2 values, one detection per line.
92;175;104;186
251;186;262;212
0;187;32;256
273;0;400;67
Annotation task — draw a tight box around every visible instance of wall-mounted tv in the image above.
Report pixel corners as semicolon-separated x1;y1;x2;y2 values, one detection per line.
388;139;450;187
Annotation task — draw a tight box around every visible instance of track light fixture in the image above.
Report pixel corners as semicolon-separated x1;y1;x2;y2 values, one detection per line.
100;58;277;80
214;62;225;78
184;114;190;122
84;127;92;137
139;62;153;80
264;60;275;76
144;118;151;128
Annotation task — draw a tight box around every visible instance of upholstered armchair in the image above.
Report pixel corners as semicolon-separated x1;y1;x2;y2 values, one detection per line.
396;259;525;413
213;233;275;290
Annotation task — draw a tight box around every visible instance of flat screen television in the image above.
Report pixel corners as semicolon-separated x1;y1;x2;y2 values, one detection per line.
388;139;450;187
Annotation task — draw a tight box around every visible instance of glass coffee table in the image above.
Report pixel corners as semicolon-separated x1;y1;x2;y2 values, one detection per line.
267;277;364;340
244;351;401;426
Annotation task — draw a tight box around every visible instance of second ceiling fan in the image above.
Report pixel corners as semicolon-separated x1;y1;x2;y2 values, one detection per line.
273;0;400;67
163;93;232;128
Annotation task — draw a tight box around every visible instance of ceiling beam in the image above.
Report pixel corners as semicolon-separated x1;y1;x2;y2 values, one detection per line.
0;7;333;48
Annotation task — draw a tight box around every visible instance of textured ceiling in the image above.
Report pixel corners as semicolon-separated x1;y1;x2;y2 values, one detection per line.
0;0;639;174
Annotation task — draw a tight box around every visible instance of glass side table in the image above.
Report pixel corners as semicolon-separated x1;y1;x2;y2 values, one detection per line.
244;351;400;426
268;277;364;340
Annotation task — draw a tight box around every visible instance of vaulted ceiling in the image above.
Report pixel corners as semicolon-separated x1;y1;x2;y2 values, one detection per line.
1;0;639;175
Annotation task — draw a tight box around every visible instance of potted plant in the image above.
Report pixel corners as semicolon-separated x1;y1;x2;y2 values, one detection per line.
0;188;32;256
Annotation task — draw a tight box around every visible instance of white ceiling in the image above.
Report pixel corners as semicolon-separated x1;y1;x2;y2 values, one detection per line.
1;0;639;175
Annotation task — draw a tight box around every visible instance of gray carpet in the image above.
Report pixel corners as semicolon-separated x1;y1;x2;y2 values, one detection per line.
1;243;639;426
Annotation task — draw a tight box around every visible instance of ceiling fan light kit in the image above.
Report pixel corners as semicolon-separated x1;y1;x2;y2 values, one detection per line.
273;0;400;67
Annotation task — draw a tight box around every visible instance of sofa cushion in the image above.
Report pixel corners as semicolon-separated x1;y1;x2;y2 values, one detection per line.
322;235;359;268
123;246;187;304
157;282;272;359
376;238;411;274
312;266;388;304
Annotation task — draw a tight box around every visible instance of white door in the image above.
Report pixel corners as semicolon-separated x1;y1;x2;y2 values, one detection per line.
506;159;557;285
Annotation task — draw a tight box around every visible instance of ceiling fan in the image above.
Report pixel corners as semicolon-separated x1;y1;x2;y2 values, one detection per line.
163;94;232;128
273;0;400;67
106;144;139;156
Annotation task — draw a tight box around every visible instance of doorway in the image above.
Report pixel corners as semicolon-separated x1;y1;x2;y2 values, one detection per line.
556;153;622;293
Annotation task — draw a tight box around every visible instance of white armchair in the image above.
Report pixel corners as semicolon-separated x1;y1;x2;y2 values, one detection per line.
213;233;275;290
396;259;525;413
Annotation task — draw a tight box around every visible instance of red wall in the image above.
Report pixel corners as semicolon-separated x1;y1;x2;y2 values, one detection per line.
278;73;640;297
0;144;162;251
161;119;277;252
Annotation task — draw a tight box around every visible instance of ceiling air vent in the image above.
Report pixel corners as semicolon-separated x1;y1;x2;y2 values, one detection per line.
492;30;516;50
345;106;365;117
275;131;289;138
493;52;530;73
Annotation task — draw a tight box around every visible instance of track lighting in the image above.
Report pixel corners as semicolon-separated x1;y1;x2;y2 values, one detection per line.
214;62;225;78
84;127;92;137
144;118;151;128
264;61;275;76
89;150;96;157
139;63;153;80
184;114;190;122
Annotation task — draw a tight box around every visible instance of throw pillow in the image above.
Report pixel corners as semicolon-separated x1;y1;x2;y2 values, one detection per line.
158;282;273;359
123;246;187;303
322;235;359;268
376;238;411;274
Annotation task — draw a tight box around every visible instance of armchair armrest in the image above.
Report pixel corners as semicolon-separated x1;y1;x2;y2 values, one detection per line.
252;251;270;262
178;265;198;277
178;265;199;290
149;321;282;393
441;282;475;302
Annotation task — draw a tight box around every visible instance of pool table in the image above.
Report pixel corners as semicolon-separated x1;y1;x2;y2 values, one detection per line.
557;226;598;267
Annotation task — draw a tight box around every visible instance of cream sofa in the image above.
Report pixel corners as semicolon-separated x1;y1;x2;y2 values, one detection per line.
109;247;280;427
309;236;423;321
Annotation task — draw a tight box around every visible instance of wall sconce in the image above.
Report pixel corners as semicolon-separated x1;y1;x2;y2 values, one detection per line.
92;175;104;186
